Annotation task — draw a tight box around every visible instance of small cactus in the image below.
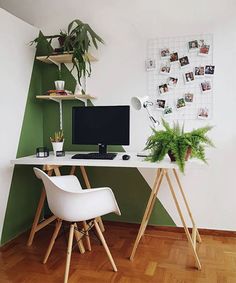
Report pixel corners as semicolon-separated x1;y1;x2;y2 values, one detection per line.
50;130;64;142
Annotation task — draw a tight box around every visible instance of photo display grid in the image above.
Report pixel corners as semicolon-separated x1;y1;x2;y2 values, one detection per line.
146;34;214;120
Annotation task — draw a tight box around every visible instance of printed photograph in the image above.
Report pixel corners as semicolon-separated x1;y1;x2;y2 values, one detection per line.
188;40;199;51
198;107;209;119
170;52;179;63
179;56;190;67
184;93;194;103
176;98;186;109
199;44;210;56
198;39;205;48
205;65;215;76
163;106;173;116
145;58;156;71
160;48;170;58
156;99;166;109
201;81;212;92
195;66;205;77
158;83;169;94
168;77;178;88
184;71;195;83
160;63;171;75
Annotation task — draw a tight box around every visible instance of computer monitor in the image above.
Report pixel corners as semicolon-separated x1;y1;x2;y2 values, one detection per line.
72;105;130;154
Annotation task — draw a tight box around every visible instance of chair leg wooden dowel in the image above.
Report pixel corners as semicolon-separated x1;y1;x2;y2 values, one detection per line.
94;220;117;272
43;219;62;264
74;223;85;254
83;221;92;251
64;224;75;283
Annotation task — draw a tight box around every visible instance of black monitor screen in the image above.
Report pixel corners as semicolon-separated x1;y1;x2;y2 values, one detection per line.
72;106;130;146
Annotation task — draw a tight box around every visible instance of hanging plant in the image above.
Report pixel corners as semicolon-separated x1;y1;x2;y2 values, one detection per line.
31;19;104;89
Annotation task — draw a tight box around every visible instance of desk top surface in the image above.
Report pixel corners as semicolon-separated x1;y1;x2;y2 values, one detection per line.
11;152;203;170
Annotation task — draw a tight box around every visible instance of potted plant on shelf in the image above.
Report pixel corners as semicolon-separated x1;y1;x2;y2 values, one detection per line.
145;119;214;173
31;19;104;93
50;130;64;156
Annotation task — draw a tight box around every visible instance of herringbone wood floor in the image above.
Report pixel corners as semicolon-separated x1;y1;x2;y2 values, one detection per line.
1;222;236;283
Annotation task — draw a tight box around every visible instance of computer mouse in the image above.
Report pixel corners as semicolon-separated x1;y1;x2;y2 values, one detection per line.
122;154;130;160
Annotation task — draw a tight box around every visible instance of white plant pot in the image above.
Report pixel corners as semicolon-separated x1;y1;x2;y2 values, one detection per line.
52;141;64;156
55;80;65;90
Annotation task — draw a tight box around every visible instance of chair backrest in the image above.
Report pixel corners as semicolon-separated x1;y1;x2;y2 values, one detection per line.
33;167;120;222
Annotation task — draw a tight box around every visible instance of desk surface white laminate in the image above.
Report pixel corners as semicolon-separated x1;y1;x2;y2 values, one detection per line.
11;152;203;170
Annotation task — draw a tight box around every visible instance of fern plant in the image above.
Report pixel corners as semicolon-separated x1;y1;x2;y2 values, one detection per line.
145;119;214;173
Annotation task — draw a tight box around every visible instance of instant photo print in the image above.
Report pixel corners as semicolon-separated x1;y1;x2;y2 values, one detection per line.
201;81;212;93
184;71;195;84
156;99;166;110
160;63;171;75
179;56;190;68
188;40;199;51
170;52;179;63
184;93;194;103
199;44;210;56
158;84;169;95
195;66;205;78
163;106;173;116
176;98;186;109
168;77;178;88
146;58;156;71
160;48;170;58
198;107;209;119
205;65;215;76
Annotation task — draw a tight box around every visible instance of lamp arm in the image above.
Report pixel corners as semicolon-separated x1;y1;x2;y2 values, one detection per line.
145;106;159;128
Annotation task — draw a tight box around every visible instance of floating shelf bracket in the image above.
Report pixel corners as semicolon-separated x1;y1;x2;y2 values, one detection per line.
47;58;61;72
50;98;63;130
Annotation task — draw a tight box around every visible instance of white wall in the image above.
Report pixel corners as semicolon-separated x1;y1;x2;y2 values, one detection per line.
0;8;38;240
0;0;236;230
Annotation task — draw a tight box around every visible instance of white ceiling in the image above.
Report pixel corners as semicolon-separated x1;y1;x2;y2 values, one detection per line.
0;0;235;34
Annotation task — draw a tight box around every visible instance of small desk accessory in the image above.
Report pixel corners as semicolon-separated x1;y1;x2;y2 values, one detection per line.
36;147;49;158
56;150;65;157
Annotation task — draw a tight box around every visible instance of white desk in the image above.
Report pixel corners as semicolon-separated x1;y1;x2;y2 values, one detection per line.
11;152;202;269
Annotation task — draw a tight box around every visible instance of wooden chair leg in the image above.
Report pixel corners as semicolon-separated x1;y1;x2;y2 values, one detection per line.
74;223;85;254
64;223;75;283
80;166;105;232
43;219;62;264
94;220;117;272
83;221;91;251
27;167;55;246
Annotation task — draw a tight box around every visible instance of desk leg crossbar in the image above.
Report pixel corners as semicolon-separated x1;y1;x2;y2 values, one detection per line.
130;168;202;270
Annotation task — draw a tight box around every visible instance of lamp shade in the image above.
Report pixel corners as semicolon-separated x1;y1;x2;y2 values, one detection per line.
131;96;150;110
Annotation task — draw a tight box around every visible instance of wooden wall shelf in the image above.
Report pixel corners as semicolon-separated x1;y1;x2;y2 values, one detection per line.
36;95;96;130
36;94;96;101
36;53;97;65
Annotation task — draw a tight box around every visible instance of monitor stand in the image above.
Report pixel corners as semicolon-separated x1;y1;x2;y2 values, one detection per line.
98;143;107;154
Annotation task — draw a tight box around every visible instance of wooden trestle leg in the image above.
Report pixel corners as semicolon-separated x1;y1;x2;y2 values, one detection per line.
130;168;202;270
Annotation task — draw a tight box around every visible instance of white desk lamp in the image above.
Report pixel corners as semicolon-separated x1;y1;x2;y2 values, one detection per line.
131;96;159;128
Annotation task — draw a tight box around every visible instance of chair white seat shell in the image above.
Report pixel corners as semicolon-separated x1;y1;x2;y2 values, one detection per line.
33;167;121;283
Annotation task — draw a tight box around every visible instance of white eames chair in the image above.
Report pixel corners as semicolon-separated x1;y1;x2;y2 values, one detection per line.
33;167;121;283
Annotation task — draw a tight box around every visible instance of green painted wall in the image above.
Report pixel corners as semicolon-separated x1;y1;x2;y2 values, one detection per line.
1;33;175;245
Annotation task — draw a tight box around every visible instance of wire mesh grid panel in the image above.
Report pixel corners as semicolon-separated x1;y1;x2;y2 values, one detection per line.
146;34;214;121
